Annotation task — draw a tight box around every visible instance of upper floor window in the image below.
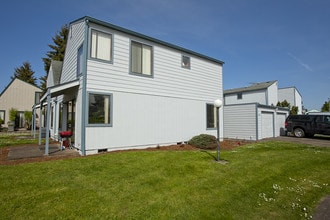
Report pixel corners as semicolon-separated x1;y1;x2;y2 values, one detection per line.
77;45;83;76
130;41;153;76
90;30;112;62
182;55;190;69
237;92;243;100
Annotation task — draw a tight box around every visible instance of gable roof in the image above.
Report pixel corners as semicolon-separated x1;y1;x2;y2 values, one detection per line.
71;16;224;65
0;77;41;97
224;80;278;95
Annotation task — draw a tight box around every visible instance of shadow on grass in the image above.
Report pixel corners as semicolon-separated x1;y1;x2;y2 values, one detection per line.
200;149;230;164
200;150;216;160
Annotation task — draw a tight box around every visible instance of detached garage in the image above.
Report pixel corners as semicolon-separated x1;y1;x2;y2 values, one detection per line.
223;103;289;140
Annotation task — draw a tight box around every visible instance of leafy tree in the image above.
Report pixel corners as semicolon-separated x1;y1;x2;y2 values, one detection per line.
277;100;298;115
321;101;330;112
12;62;37;86
290;106;298;115
40;24;69;91
276;100;290;108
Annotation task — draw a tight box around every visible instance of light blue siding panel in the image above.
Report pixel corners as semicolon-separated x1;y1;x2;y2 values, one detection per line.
61;21;85;83
223;104;257;140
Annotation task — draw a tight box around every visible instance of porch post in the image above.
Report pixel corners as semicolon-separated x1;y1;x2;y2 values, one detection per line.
32;105;35;138
53;99;58;140
45;92;51;155
38;103;43;145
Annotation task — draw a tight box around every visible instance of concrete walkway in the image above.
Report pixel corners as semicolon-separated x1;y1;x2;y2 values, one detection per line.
6;144;79;160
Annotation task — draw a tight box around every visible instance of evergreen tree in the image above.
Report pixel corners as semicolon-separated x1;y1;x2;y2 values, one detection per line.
12;62;37;86
40;24;69;91
321;101;330;112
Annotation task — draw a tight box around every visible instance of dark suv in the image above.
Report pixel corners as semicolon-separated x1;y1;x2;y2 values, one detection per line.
285;113;330;138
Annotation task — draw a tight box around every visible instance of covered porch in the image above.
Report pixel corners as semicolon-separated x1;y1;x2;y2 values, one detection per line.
32;80;79;155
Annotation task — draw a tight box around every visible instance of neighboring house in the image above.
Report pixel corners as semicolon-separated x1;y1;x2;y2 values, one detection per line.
224;80;279;106
278;87;303;114
223;81;290;140
39;16;224;155
0;77;42;128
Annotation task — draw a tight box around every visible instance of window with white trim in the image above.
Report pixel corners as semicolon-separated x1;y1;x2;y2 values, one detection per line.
90;30;112;62
88;93;112;125
130;41;152;76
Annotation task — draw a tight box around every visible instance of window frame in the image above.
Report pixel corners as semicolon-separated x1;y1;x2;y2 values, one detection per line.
87;92;113;127
77;44;84;77
237;92;243;100
182;55;191;69
0;110;5;124
130;40;153;78
206;103;217;129
89;29;113;63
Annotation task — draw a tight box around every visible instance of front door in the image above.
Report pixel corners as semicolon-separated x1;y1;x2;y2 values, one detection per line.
67;100;76;142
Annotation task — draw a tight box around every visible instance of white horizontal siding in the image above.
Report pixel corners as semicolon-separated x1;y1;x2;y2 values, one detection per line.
225;90;267;105
86;47;222;101
61;21;85;83
267;82;278;106
85;91;219;153
223;104;257;140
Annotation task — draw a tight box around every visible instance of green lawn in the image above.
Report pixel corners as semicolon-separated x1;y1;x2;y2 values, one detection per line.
0;132;43;148
0;141;329;219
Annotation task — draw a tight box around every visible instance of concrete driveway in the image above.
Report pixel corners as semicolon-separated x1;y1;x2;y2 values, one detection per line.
262;135;330;147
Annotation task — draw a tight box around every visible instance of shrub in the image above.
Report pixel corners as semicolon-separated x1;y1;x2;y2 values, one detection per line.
188;134;217;149
24;111;33;129
9;108;18;121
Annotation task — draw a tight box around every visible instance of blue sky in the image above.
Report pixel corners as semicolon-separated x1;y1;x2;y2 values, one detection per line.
1;0;329;110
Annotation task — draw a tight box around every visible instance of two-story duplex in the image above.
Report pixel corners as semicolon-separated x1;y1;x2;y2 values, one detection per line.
278;87;303;114
39;16;224;155
223;81;290;140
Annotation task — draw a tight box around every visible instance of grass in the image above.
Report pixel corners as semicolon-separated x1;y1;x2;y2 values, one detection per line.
0;141;329;219
0;132;44;148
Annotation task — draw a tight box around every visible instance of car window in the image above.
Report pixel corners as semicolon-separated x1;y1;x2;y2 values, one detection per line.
325;116;330;123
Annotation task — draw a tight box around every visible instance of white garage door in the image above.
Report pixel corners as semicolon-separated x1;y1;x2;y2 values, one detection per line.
276;113;287;136
261;111;274;138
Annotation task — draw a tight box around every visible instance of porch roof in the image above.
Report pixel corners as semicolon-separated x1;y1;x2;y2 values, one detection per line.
40;80;79;102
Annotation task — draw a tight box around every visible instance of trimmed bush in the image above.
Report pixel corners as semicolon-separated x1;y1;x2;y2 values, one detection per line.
188;134;217;149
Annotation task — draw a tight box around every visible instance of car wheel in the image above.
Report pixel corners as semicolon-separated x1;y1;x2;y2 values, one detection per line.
294;128;305;138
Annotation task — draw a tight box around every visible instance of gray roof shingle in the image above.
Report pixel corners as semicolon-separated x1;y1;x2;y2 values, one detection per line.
224;80;277;95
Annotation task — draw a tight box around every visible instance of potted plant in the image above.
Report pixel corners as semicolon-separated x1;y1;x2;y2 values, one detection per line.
8;108;17;132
